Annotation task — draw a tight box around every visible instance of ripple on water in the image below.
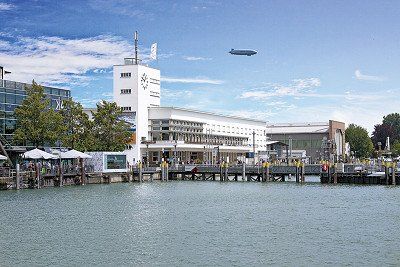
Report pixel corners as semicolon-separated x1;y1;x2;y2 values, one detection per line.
0;181;399;266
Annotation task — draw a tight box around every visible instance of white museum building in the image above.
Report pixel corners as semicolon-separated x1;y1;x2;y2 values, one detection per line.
113;57;268;165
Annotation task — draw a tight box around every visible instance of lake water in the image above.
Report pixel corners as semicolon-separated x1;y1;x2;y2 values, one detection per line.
1;180;399;266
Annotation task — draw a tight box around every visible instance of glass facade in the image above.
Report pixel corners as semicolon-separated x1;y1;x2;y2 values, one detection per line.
0;79;71;142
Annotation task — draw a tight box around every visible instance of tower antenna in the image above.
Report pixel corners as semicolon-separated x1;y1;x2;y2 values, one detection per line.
134;31;138;65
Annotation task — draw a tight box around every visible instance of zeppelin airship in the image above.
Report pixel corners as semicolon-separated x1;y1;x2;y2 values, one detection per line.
229;48;257;56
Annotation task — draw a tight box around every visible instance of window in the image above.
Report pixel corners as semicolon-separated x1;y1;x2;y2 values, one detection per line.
121;106;131;111
120;89;131;94
105;155;126;170
120;72;131;78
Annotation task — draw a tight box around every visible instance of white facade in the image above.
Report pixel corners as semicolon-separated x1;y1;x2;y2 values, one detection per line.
113;60;160;162
148;106;267;152
113;58;268;164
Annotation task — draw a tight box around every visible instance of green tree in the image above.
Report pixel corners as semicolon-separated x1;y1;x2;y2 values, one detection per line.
92;100;131;151
14;81;65;147
59;98;94;151
345;123;373;158
392;140;400;157
382;113;400;140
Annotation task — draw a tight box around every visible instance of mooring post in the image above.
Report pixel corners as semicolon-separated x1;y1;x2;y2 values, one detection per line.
160;162;164;181
224;162;228;181
261;162;265;182
36;162;40;189
392;162;396;186
219;162;223;182
80;158;85;185
242;163;246;182
295;161;300;183
165;162;169;182
266;162;270;181
333;162;338;184
385;162;389;185
15;163;20;190
139;162;143;182
300;162;305;183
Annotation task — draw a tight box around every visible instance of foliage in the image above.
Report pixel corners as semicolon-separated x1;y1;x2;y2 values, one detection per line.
13;82;132;151
392;140;400;157
345;123;373;158
371;123;395;150
92;100;131;151
14;81;65;147
382;113;400;140
59;99;94;151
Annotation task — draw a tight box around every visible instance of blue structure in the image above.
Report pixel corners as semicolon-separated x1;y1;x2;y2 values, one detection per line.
0;79;70;143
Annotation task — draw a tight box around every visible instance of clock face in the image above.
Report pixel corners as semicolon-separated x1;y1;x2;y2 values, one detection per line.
140;73;149;90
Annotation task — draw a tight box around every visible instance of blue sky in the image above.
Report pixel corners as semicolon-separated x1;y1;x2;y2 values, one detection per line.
1;0;400;131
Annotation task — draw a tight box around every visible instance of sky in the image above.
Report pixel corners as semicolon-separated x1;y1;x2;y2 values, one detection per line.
1;0;400;132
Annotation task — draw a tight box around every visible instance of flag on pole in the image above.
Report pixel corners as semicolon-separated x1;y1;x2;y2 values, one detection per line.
150;43;157;60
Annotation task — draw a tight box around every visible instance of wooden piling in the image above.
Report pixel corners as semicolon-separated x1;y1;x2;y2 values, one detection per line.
224;163;228;181
392;162;396;186
15;164;20;190
138;162;143;182
242;163;246;182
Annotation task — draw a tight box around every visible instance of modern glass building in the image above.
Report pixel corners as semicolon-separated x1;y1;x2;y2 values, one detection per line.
0;79;71;143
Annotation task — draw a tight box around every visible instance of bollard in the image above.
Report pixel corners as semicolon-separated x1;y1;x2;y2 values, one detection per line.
266;162;270;182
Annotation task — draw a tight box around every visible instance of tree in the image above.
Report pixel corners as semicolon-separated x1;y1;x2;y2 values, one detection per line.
345;124;373;158
371;123;396;150
14;81;65;147
59;98;94;151
392;140;400;157
382;113;400;140
92;100;131;151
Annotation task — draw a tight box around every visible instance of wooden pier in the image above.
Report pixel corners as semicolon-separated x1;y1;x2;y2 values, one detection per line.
1;162;398;190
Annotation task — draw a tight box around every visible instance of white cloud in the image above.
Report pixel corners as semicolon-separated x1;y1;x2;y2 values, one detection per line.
0;2;14;11
355;69;385;82
183;56;212;61
162;76;224;85
0;34;165;86
239;78;321;100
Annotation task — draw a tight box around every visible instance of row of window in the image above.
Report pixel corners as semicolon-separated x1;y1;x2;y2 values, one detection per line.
121;106;132;111
120;73;131;78
1;83;70;97
120;89;131;94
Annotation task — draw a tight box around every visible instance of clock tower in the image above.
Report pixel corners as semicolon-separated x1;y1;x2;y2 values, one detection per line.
113;59;161;163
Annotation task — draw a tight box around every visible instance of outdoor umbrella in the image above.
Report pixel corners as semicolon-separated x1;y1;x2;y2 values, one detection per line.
0;154;7;160
60;149;92;159
23;148;57;160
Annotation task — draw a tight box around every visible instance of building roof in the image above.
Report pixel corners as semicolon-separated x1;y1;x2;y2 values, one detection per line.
265;122;329;134
149;106;267;124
